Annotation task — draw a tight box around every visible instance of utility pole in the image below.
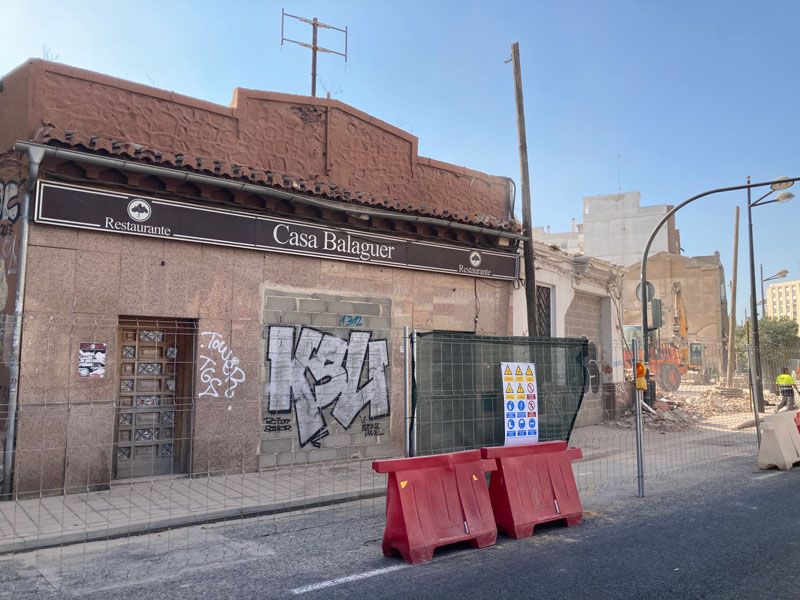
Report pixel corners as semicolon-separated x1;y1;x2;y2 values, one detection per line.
724;205;740;390
281;9;348;97
510;42;538;337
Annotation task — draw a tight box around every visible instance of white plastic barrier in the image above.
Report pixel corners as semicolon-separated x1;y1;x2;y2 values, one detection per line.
758;410;800;471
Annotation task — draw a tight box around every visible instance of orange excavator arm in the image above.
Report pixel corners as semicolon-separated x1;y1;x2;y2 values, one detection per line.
672;282;689;364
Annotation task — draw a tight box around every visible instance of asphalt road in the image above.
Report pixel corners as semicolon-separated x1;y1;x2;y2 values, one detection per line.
2;457;799;599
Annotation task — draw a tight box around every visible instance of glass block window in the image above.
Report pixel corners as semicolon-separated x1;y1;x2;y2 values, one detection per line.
137;363;162;376
134;428;156;442
139;330;165;342
134;395;161;407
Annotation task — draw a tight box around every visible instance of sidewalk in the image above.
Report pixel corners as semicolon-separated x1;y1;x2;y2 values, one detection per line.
0;460;386;554
0;414;759;556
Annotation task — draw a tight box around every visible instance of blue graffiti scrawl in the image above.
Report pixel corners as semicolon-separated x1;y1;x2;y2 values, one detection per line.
266;326;389;447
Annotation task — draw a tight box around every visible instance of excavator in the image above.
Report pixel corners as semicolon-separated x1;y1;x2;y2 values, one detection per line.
623;282;707;393
671;282;708;382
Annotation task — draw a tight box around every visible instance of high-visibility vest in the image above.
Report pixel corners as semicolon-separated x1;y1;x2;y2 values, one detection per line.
776;373;795;386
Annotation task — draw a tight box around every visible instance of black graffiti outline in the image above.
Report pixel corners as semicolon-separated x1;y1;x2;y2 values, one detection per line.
580;336;601;394
0;181;20;237
265;325;389;448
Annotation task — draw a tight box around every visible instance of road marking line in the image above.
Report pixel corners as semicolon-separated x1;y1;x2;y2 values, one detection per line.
291;565;408;595
755;472;783;479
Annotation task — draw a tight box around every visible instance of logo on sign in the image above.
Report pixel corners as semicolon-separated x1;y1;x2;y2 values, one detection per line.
529;418;537;429
518;419;526;429
507;401;514;411
127;199;152;222
528;400;535;410
507;419;515;429
469;251;482;267
517;401;525;411
527;383;535;393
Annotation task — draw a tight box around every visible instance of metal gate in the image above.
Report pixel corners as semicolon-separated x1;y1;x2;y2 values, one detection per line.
114;318;196;479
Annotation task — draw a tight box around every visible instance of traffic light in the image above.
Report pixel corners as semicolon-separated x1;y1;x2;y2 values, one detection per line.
635;362;648;390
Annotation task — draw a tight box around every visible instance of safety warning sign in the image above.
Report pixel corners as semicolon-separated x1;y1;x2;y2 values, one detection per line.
501;361;538;446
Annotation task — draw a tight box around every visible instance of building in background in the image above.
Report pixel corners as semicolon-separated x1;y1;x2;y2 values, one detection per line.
765;279;800;334
533;192;681;268
531;218;583;254
622;252;728;377
582;192;681;267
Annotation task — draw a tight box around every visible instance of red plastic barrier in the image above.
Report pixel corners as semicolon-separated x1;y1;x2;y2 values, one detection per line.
481;441;583;539
794;411;800;434
372;450;497;564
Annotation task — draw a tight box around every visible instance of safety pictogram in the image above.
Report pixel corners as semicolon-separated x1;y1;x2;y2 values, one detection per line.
501;362;539;446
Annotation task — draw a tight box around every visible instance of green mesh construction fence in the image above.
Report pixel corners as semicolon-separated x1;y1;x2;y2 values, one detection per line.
411;331;589;456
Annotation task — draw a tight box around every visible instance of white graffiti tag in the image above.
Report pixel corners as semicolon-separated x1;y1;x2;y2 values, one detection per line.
198;332;246;399
266;326;389;447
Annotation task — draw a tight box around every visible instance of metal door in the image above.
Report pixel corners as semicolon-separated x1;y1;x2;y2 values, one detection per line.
114;318;195;479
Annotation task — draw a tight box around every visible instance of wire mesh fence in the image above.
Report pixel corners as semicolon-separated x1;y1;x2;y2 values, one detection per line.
0;312;392;597
411;331;589;456
1;318;796;597
410;333;772;495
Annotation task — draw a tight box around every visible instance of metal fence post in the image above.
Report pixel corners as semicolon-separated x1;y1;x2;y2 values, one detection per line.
411;329;418;457
632;337;645;498
404;326;411;457
747;345;762;447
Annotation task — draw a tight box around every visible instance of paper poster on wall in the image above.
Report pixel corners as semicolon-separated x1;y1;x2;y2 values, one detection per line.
501;362;538;446
78;342;107;378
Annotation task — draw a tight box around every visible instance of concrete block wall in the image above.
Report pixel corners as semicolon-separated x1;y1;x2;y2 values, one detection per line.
260;289;393;468
564;292;605;427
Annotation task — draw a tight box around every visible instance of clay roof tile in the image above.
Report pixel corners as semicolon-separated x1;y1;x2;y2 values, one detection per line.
30;128;521;233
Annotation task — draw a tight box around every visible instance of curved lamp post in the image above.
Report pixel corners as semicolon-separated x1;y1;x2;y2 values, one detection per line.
747;183;795;412
760;266;789;317
639;177;799;400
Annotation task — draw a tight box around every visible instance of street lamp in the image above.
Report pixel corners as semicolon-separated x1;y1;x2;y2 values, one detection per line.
639;177;799;404
747;179;795;412
760;266;790;318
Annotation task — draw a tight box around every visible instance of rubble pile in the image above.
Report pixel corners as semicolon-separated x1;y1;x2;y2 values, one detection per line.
611;385;763;432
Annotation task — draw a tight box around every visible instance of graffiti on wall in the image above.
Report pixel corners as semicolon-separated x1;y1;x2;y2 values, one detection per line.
266;326;389;447
580;336;601;394
198;331;246;399
0;181;20;238
1;235;16;275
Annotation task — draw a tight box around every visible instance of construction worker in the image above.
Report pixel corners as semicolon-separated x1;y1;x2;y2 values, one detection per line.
775;368;800;412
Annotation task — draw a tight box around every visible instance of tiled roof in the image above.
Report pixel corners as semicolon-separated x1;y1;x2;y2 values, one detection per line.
33;125;523;234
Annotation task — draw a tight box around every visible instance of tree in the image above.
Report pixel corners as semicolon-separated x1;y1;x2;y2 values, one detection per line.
735;317;800;390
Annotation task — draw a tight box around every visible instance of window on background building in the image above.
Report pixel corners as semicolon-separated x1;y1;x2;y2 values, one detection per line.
535;285;552;337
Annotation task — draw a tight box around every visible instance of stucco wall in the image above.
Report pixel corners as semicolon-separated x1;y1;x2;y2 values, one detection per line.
12;222;513;496
622;252;727;369
0;60;510;225
565;292;605;426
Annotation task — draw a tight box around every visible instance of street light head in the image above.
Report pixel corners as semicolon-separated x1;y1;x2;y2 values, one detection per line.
775;191;795;203
770;176;794;191
776;269;789;278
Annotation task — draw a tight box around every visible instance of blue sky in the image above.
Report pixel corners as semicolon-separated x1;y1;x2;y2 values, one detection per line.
2;0;798;320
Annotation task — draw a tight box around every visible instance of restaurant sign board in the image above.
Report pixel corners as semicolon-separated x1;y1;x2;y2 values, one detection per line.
35;181;519;280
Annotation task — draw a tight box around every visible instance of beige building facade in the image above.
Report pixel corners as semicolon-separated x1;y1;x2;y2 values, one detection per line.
765;279;800;334
0;60;521;497
623;252;728;372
